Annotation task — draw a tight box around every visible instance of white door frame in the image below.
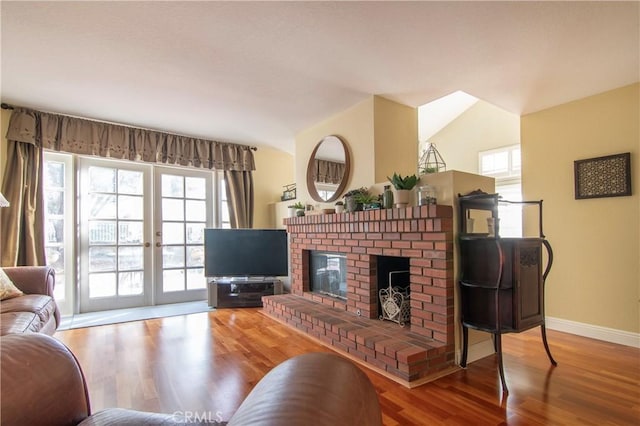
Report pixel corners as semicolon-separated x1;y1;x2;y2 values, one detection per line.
78;157;154;312
153;166;213;305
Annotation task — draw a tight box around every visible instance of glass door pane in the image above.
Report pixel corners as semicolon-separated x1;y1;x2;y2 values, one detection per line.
43;152;74;316
154;168;212;304
79;159;152;312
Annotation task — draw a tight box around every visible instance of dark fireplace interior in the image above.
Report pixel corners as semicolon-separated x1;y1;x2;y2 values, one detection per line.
376;256;410;316
309;251;347;299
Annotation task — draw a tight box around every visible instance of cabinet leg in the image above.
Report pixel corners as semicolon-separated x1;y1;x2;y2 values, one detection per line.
540;324;558;366
495;333;509;394
461;325;469;368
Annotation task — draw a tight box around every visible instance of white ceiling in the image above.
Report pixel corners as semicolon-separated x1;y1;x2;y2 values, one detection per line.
1;1;638;154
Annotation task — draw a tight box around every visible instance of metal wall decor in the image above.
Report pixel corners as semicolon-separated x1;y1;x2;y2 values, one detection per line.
574;152;631;199
281;183;296;201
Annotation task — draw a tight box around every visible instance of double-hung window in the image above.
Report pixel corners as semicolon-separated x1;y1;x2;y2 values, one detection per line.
479;145;522;237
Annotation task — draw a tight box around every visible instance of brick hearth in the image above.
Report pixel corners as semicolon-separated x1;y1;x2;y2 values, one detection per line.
262;205;457;385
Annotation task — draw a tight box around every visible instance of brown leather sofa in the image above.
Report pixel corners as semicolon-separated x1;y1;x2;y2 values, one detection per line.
0;266;60;335
1;333;382;426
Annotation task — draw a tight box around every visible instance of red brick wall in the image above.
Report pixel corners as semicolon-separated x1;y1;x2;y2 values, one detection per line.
285;205;455;345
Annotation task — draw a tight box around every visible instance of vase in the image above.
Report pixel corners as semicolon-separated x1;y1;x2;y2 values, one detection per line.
335;204;344;213
394;189;411;208
382;185;394;209
288;207;297;218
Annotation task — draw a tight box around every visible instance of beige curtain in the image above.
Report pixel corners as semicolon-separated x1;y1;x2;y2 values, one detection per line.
312;159;345;184
2;106;257;263
6;107;256;171
224;171;254;229
0;137;46;266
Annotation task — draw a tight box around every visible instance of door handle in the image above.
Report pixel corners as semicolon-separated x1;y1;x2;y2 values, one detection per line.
156;242;162;247
144;242;151;248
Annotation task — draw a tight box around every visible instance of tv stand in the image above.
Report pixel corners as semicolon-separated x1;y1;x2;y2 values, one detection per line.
207;278;283;308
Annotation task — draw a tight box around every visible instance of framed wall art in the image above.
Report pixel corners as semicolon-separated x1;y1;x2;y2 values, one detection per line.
574;152;631;199
281;183;297;201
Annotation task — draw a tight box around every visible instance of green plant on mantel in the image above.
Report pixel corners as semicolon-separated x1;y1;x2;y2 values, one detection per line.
343;187;369;198
355;192;378;205
420;166;439;174
387;173;418;190
289;201;305;209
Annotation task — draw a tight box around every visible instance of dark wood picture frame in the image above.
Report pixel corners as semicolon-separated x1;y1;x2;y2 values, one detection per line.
574;152;631;199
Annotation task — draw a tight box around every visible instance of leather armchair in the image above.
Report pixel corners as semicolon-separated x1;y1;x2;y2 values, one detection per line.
1;266;59;335
1;333;382;426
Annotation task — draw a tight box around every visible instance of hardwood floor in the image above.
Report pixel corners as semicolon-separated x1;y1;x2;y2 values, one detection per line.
55;308;640;425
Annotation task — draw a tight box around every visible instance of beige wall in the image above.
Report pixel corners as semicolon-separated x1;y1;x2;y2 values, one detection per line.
521;83;639;333
252;146;294;228
428;100;520;174
295;97;375;206
373;96;418;181
294;96;418;206
0;109;10;186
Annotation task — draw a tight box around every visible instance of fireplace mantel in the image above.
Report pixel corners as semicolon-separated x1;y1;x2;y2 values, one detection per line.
263;205;457;385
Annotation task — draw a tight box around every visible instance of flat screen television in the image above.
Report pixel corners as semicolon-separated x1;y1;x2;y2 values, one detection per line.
204;229;288;278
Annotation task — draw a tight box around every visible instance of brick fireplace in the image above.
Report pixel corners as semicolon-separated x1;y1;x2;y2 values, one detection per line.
262;205;457;386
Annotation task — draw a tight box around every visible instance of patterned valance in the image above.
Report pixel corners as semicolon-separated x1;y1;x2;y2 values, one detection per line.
5;107;255;171
311;159;345;184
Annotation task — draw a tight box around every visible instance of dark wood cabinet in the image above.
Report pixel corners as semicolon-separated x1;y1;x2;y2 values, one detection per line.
458;192;556;393
459;237;545;332
207;279;283;308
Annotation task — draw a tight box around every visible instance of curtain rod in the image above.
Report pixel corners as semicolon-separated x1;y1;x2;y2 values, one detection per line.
0;102;257;151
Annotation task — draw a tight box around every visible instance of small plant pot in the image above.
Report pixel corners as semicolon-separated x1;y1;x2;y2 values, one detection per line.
335;204;344;213
394;189;411;207
345;196;359;212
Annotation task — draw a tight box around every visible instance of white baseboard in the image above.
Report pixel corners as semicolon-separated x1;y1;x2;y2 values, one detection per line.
546;316;640;348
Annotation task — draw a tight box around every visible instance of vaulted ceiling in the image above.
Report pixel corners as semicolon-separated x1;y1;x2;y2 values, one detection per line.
2;1;638;153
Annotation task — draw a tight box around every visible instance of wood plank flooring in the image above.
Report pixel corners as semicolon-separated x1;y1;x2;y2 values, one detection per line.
55;308;640;425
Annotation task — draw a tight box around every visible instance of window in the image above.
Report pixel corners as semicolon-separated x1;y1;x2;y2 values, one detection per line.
42;153;228;314
479;145;522;237
43;152;74;314
479;145;521;178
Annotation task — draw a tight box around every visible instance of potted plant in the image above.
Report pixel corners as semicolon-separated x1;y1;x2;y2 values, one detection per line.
420;166;439;174
288;201;305;217
343;187;369;212
334;200;345;213
356;192;381;210
387;173;418;207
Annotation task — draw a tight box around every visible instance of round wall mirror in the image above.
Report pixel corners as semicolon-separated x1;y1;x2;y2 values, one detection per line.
306;135;351;203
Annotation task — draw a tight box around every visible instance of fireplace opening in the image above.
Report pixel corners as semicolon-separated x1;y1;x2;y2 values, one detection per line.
377;256;410;323
309;251;347;300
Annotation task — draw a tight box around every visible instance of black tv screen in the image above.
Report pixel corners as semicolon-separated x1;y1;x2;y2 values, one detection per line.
204;229;288;277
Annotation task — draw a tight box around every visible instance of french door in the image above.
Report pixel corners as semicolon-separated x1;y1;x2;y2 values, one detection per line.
79;159;153;312
154;167;211;304
78;158;212;313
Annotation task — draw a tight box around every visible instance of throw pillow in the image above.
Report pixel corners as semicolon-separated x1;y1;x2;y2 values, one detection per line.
0;268;23;300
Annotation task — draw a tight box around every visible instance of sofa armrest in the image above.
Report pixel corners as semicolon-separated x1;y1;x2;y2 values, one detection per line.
228;352;382;426
1;333;91;426
3;266;56;297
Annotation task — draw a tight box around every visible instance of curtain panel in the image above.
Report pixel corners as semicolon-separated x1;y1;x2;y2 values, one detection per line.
0;138;46;266
6;108;256;171
224;171;254;229
311;159;345;184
